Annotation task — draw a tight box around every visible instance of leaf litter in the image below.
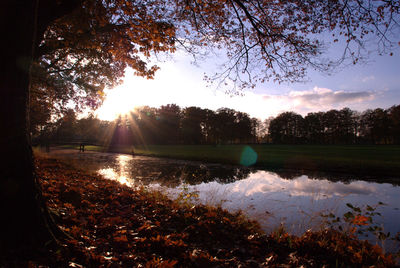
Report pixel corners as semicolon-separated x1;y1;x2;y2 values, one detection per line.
30;157;396;267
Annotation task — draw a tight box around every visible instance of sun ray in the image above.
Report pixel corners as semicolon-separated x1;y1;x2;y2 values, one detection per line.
126;110;149;149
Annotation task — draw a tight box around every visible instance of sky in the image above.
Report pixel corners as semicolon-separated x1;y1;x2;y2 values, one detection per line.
95;44;400;121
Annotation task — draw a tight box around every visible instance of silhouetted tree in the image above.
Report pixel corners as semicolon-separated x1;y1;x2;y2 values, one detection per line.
269;112;305;144
134;106;160;144
234;111;253;143
250;118;263;143
2;0;399;256
76;115;102;144
54;109;78;142
388;105;400;144
182;106;205;144
337;108;357;144
158;104;181;144
109;115;135;148
216;108;237;144
359;108;390;144
201;109;218;144
304;112;325;144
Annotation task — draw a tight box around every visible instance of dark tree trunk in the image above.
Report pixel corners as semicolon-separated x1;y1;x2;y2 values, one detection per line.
0;1;55;256
1;0;83;259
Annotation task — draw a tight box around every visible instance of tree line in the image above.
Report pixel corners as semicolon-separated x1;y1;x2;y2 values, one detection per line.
3;0;399;255
34;104;265;146
268;105;400;144
35;104;400;147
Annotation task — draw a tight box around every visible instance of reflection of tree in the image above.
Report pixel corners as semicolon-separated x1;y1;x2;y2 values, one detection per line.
54;152;400;188
125;160;252;187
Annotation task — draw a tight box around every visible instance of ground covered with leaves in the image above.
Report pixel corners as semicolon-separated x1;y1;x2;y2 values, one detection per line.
25;157;397;267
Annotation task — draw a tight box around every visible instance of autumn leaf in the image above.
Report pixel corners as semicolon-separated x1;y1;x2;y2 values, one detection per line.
352;215;369;226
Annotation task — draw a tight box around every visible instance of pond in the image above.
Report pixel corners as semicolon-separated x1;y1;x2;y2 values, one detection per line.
47;148;400;251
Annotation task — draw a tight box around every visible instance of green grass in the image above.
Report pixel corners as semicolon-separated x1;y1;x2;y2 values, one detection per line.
133;144;400;177
55;144;400;177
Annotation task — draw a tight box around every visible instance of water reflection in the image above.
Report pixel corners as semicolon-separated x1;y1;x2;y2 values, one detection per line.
98;155;134;187
104;156;253;187
90;152;399;240
47;149;400;248
254;175;377;198
153;171;400;235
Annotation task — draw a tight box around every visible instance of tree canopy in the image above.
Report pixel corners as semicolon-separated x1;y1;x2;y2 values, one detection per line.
1;0;400;257
30;0;400;120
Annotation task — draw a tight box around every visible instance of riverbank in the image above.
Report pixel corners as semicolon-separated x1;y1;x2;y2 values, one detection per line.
56;144;400;178
8;156;395;267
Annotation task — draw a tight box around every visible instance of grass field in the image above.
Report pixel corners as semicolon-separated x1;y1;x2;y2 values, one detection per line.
54;144;400;177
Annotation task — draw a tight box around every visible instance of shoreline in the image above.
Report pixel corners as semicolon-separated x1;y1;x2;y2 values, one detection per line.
17;156;396;267
43;144;400;180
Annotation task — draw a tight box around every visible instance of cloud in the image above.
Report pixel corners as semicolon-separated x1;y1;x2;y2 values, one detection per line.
249;87;376;117
286;87;375;111
96;65;377;121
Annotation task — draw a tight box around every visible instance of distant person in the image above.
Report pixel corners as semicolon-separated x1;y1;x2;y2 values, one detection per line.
79;143;85;152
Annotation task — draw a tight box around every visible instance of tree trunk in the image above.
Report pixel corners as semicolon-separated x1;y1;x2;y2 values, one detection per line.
0;0;53;256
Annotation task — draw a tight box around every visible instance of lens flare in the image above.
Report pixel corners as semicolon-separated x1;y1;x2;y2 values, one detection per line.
240;146;258;166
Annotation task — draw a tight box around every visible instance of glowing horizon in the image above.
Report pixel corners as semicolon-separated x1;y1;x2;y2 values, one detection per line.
95;51;400;122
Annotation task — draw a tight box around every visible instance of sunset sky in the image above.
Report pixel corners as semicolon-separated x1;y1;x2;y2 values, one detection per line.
96;46;400;121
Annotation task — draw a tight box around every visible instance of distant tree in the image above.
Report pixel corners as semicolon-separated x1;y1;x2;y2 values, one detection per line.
135;106;161;144
388;105;400;144
359;108;390;144
76;115;102;144
304;112;325;144
337;108;357;144
181;106;205;144
262;117;274;143
322;110;342;144
158;104;181;144
53;109;78;142
109;115;134;148
201;109;218;144
234;111;253;143
250;118;263;143
359;109;375;143
216;108;237;144
269;112;305;144
2;0;399;255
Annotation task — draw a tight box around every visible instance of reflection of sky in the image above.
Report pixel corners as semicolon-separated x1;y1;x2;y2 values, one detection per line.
97;153;400;248
150;171;400;238
230;173;377;199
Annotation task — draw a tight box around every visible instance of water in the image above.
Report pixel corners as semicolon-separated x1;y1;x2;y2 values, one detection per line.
48;149;400;250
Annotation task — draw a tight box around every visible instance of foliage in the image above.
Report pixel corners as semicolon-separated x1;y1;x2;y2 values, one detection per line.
4;0;400;261
28;0;400;125
14;157;394;267
321;202;400;252
36;104;261;146
30;0;176;116
37;104;400;148
268;105;400;145
175;183;199;208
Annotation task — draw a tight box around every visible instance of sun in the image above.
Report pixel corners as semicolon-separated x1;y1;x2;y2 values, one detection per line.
95;69;163;121
95;85;137;121
95;70;161;121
